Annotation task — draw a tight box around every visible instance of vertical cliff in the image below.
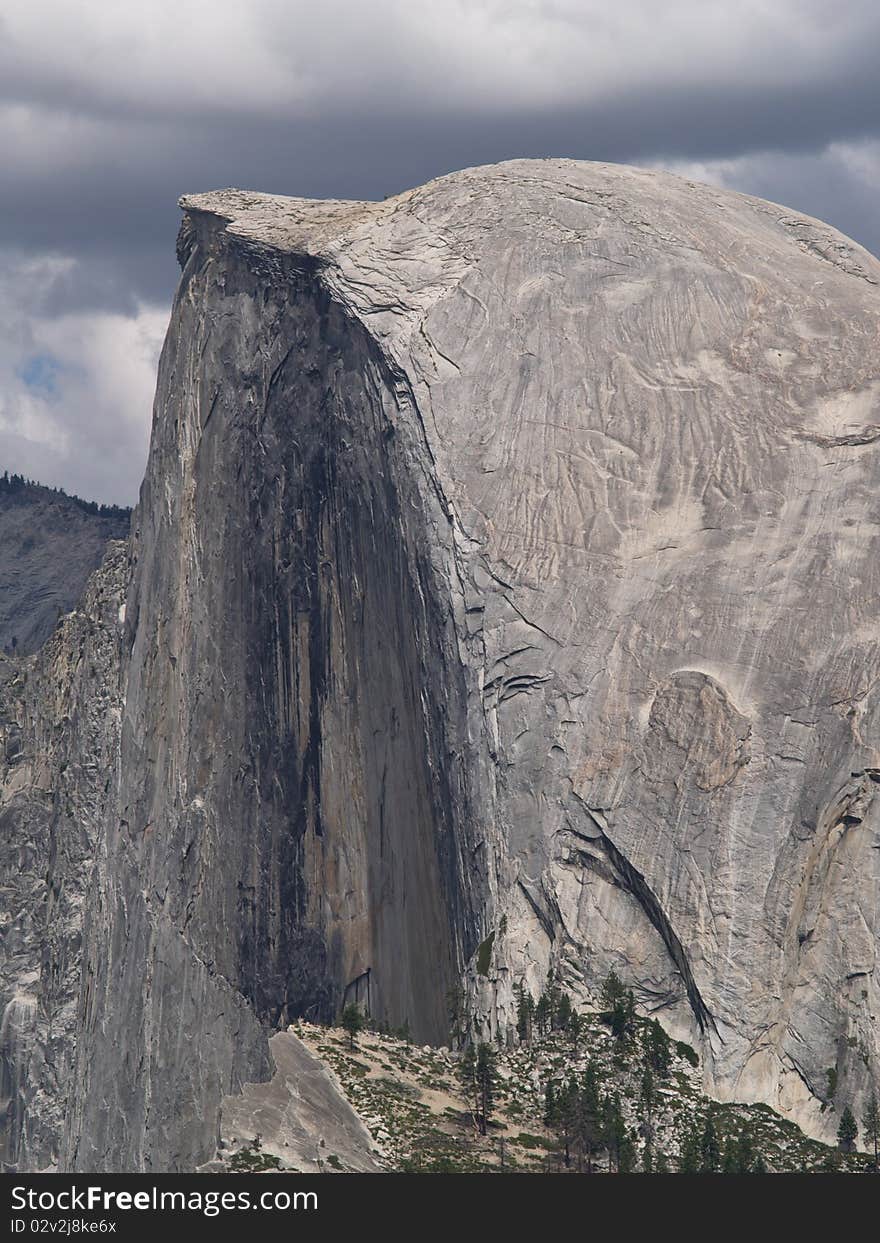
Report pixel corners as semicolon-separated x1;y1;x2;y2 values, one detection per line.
3;159;879;1170
64;193;488;1171
0;543;126;1169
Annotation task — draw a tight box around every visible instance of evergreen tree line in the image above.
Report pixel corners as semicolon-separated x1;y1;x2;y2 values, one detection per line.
515;968;664;1055
0;470;130;521
342;971;880;1173
676;1110;767;1174
544;1061;638;1172
838;1095;880;1165
521;968;676;1171
458;1042;499;1136
537;990;769;1173
340;1002;414;1048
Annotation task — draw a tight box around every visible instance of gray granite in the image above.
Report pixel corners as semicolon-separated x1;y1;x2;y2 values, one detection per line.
4;159;880;1168
0;543;127;1169
0;482;129;657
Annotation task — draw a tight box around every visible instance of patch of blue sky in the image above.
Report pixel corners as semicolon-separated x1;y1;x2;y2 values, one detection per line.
18;353;62;396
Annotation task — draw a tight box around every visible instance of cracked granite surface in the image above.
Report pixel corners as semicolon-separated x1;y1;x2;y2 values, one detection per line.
2;159;879;1168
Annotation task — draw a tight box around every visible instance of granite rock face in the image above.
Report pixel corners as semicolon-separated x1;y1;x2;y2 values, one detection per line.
0;543;127;1169
0;480;129;657
4;159;880;1169
209;1030;384;1173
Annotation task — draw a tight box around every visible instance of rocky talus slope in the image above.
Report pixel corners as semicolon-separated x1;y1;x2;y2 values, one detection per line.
210;1018;875;1174
285;1014;875;1168
1;159;879;1170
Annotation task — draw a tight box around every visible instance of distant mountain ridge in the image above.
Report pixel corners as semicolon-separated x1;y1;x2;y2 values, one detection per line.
0;473;130;656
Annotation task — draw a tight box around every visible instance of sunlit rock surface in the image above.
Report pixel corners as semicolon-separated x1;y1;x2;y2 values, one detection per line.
208;1030;384;1173
3;160;879;1168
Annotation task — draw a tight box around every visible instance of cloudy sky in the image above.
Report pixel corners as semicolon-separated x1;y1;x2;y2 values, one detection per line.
2;1;879;504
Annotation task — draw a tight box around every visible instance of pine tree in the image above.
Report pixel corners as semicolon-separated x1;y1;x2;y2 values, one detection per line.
837;1105;858;1153
610;998;628;1039
475;1042;498;1136
556;991;573;1032
541;1078;571;1163
678;1124;701;1173
604;983;636;1042
600;969;634;1040
722;1138;738;1173
568;1010;584;1047
544;969;562;1030
573;1074;604;1172
458;1044;479;1128
735;1123;756;1174
535;992;551;1036
553;1077;579;1167
447;985;465;1047
624;989;636;1030
581;1059;601;1121
603;1092;627;1172
862;1093;880;1170
618;1133;637;1173
544;1081;558;1128
639;1066;656;1142
699;1110;720;1173
515;983;534;1047
341;1004;364;1050
644;1018;672;1078
601;969;626;1011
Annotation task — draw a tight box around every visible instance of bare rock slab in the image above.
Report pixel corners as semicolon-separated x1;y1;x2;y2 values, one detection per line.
215;1031;384;1173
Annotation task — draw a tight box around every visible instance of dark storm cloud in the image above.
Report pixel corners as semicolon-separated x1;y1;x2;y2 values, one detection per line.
1;1;879;502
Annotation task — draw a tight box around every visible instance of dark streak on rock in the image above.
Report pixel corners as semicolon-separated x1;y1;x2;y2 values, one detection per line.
572;795;718;1036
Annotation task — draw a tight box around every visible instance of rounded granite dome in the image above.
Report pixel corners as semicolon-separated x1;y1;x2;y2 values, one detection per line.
51;161;880;1169
185;157;880;589
181;160;880;1136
